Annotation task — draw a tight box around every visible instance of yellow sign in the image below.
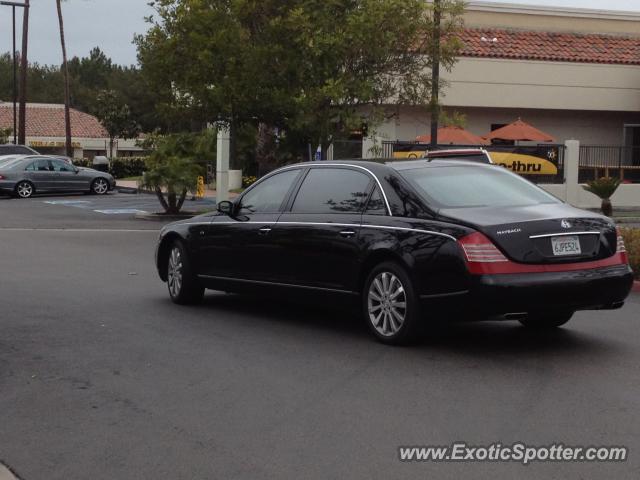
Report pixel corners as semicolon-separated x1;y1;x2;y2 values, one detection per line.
490;152;558;175
196;176;205;199
29;141;82;149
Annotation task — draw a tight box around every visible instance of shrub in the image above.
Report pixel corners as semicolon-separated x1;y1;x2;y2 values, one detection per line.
620;227;640;279
109;157;148;179
583;177;621;217
73;157;148;178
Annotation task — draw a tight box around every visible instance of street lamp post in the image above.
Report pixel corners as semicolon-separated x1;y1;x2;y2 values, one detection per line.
1;1;27;145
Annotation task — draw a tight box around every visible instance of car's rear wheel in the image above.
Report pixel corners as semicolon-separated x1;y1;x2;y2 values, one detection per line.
14;181;34;199
519;311;574;329
91;178;109;195
166;240;204;305
363;261;420;345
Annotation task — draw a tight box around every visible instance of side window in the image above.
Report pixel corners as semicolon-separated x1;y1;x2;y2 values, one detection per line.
25;162;36;171
364;187;387;216
52;160;73;172
239;169;301;214
35;159;52;172
291;168;372;214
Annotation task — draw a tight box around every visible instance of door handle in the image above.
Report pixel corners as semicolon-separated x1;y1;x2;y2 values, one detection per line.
339;230;356;238
258;227;272;235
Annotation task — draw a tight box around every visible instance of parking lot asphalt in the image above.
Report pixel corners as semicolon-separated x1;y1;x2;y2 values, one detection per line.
1;196;639;479
0;192;215;230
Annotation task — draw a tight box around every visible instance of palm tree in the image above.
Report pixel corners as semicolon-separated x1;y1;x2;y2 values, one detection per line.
56;0;73;157
583;177;621;217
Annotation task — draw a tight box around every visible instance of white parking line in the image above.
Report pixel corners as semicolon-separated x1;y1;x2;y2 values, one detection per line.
93;208;148;215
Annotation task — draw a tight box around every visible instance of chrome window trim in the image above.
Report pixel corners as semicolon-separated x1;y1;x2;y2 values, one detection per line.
276;163;393;217
205;220;456;242
529;231;601;239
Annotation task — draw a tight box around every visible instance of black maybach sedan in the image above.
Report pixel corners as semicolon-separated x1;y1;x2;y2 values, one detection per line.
155;160;634;344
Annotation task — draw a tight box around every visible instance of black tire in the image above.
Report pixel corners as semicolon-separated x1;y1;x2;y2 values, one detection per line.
166;240;205;305
362;261;421;345
519;311;574;329
91;178;109;195
14;180;35;199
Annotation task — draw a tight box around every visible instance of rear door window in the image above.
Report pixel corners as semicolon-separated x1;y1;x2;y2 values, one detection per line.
291;168;372;214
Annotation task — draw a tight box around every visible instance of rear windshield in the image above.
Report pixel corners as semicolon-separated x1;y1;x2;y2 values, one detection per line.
429;154;490;164
399;165;560;208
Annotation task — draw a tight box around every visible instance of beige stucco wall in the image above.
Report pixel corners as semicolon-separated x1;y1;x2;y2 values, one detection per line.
441;57;640;112
464;2;640;36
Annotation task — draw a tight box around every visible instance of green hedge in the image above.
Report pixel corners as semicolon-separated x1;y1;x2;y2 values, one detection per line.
75;157;148;179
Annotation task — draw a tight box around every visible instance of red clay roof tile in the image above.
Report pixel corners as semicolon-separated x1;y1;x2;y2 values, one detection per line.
0;103;108;138
460;28;640;65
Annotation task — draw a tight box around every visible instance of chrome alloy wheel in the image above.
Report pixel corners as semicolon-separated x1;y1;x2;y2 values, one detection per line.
167;247;183;298
16;181;33;198
367;272;407;336
93;178;109;194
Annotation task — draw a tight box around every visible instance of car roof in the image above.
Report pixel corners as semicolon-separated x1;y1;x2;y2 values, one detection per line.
274;159;492;173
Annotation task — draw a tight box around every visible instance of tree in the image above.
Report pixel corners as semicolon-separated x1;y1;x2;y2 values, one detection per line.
56;0;73;157
140;132;213;214
94;89;141;158
583;177;621;217
136;0;464;169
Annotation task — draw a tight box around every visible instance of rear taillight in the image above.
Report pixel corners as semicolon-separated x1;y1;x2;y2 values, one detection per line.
0;175;4;180
458;232;508;273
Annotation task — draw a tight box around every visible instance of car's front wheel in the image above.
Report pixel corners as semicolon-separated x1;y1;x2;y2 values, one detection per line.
166;240;205;305
14;180;34;199
91;178;109;195
519;311;574;329
362;261;421;345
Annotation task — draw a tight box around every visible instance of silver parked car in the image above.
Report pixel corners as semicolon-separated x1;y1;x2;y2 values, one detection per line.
0;155;115;198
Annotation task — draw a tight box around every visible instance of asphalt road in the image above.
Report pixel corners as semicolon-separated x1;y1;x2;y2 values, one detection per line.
1;196;639;479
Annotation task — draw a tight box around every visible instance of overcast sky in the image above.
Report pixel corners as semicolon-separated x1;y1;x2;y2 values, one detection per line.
0;0;638;67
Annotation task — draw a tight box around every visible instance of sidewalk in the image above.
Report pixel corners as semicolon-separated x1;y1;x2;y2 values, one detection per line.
116;180;239;200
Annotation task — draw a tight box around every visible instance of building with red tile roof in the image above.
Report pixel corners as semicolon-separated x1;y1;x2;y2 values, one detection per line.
0;102;141;159
363;1;640;159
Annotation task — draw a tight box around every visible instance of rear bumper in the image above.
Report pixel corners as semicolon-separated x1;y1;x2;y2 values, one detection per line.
0;180;16;193
424;264;634;315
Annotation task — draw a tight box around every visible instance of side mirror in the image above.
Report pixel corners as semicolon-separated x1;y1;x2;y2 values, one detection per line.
217;200;235;216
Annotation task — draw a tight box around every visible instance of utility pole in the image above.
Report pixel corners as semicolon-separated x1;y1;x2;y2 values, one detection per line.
12;5;17;144
18;0;30;145
0;1;27;144
429;0;441;148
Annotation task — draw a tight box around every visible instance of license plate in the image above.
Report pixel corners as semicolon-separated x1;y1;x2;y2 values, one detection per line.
551;235;581;256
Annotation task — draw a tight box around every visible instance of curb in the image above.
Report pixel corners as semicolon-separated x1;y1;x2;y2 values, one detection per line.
134;212;197;221
116;186;139;194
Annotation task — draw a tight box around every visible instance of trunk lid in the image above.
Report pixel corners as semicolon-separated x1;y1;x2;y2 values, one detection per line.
439;203;617;264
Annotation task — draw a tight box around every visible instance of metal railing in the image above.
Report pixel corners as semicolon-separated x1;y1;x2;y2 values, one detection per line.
579;145;640;183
